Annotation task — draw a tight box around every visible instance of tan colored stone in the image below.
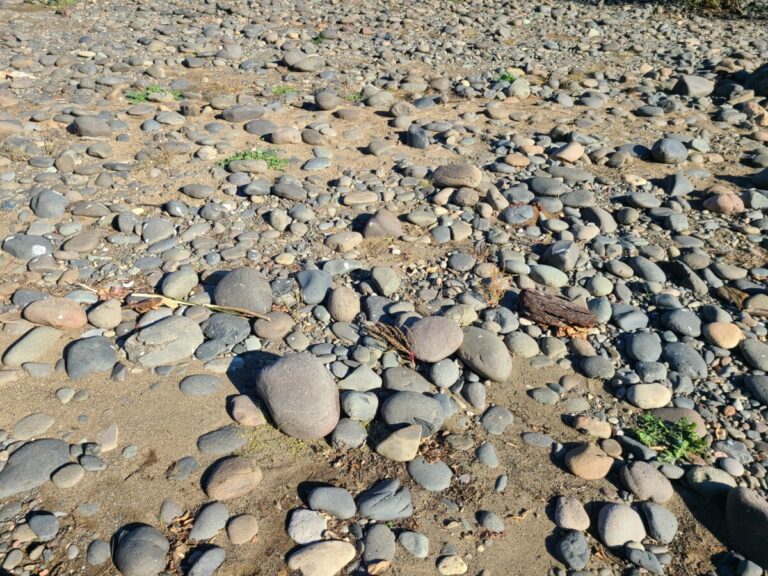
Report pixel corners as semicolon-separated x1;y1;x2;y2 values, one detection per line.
564;443;613;480
229;395;266;427
327;286;360;323
572;415;612;439
503;152;530;167
324;231;363;252
376;424;421;462
702;322;743;349
203;456;262;500
552;141;585;163
703;192;744;214
23;297;86;330
287;540;356;576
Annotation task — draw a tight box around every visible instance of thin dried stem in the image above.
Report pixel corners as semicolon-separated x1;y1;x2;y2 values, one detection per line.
366;322;415;367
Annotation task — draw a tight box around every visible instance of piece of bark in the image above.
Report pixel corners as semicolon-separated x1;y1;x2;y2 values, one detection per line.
518;289;596;328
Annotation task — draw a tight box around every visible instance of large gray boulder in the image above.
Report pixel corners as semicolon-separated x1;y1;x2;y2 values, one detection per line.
726;488;768;568
746;62;768;97
113;524;169;576
256;352;340;440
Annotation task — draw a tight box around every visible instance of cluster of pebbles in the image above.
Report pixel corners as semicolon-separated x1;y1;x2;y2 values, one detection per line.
1;0;768;575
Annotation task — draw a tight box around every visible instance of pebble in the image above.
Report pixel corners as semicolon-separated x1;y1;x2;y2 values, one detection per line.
287;509;326;545
564;443;613;480
256;352;340;439
598;503;646;548
113;524;170;576
226;514;259;545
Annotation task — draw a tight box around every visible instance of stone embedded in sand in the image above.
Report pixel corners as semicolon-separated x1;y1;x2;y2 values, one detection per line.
203;456;263;500
73;116;112;138
113;524;169;576
672;74;714;97
226;514;260;545
376;424;421;462
703;192;744;214
380;391;444;437
564;443;613;480
554;496;590;531
326;286;360;323
740;338;768;371
12;413;55;441
228;395;266;426
256;352;340;440
324;231;362;253
626;383;672;409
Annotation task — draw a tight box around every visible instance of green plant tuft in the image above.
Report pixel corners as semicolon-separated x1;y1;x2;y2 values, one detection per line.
42;0;78;7
497;72;518;83
346;92;364;102
311;32;327;44
125;85;182;104
633;413;707;463
219;149;288;171
272;84;297;96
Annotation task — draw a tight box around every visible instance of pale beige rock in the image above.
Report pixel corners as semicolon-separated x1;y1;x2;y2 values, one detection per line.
23;297;86;330
203;456;263;500
287;540;355;576
437;555;468;575
702;322;743;349
564;443;613;480
230;395;266;427
552;141;585;163
376;424;421;462
324;231;363;252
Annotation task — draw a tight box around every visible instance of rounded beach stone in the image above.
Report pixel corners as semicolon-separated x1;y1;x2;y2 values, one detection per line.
564;443;613;480
408;316;463;362
256;352;340;440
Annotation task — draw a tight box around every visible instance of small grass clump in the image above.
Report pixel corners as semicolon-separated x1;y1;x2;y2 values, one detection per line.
0;143;30;162
219;149;287;171
272;84;297;96
125;85;182;104
41;0;77;7
478;268;506;307
633;413;707;463
346;92;364;103
311;32;327;44
497;71;518;84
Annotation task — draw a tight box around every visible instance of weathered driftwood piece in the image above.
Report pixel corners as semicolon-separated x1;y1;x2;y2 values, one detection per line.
518;289;597;328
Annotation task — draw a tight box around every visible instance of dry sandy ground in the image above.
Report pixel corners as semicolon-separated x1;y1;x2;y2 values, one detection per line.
0;328;725;575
